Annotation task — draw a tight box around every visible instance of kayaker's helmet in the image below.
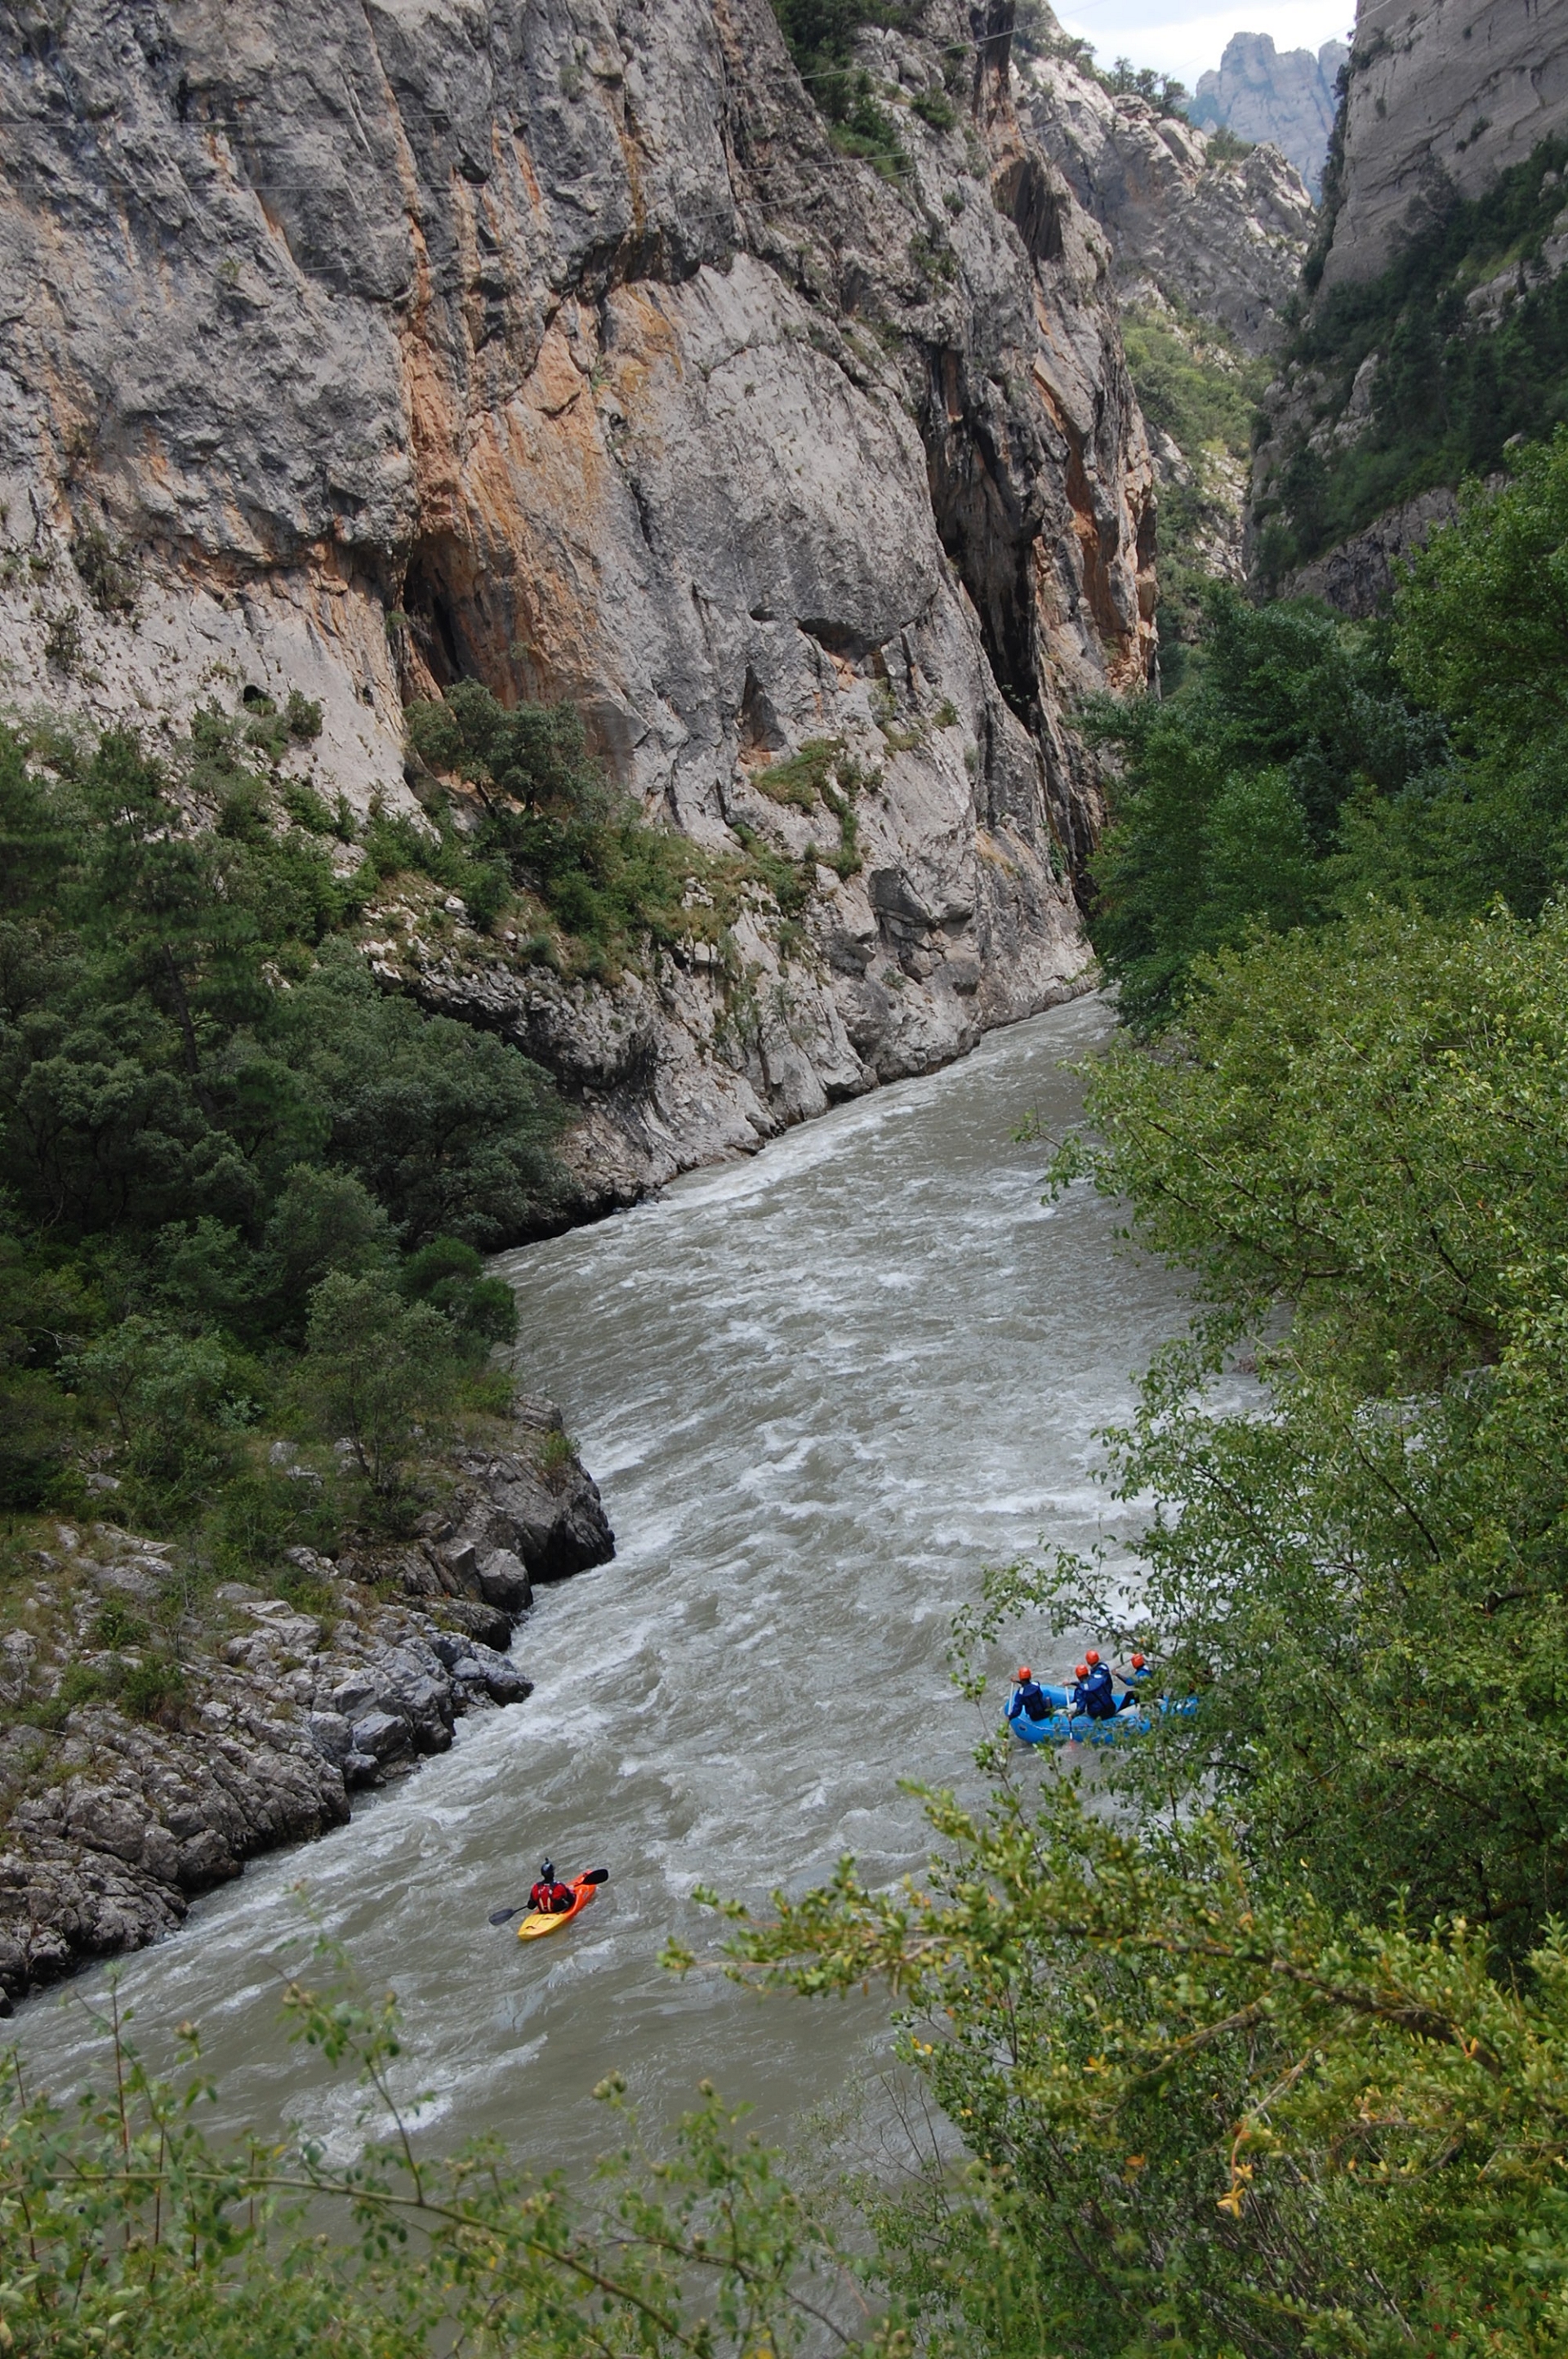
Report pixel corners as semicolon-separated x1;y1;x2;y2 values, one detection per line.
539;1858;555;1882
1017;1666;1031;1683
1075;1662;1088;1680
1085;1650;1101;1666
1131;1652;1147;1670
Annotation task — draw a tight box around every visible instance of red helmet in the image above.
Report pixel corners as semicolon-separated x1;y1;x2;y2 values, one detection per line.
1132;1652;1147;1670
1017;1666;1031;1683
1085;1650;1101;1666
1075;1662;1088;1680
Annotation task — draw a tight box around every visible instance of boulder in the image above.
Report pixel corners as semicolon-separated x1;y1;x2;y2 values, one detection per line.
305;1710;354;1765
330;1673;379;1721
475;1549;532;1611
350;1710;412;1764
460;1645;532;1706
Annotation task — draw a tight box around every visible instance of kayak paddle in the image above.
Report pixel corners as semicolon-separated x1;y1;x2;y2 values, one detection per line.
489;1867;608;1926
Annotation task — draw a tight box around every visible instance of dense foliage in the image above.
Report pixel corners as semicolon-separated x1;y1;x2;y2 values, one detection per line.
406;685;740;971
1089;430;1568;1025
0;1949;862;2359
0;709;563;1534
1256;133;1568;579
1085;586;1441;1024
1118;310;1270;674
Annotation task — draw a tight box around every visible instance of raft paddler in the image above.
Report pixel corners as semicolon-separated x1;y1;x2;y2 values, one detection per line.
1006;1668;1052;1724
1071;1651;1146;1720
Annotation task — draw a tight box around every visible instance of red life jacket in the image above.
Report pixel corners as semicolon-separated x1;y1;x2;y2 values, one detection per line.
532;1879;574;1912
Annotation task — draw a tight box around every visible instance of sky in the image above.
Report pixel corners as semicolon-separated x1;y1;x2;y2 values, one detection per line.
1053;1;1356;90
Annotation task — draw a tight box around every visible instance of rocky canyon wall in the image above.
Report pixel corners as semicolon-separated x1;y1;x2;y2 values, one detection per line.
1020;28;1312;641
1190;33;1348;200
1249;0;1568;613
0;0;1156;1205
1316;0;1568;293
1022;51;1314;355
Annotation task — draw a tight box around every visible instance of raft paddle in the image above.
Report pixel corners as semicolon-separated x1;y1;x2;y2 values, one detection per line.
489;1867;608;1926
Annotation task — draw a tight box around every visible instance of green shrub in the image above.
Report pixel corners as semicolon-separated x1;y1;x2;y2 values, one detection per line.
207;1459;339;1586
911;87;955;131
120;1653;187;1724
285;687;323;742
1201;122;1253;164
43;606;82;672
536;1425;577;1487
92;1603;148;1648
56;1660;114;1711
282;778;337;833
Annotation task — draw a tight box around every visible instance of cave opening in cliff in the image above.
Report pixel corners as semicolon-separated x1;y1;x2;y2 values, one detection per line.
402;547;465;689
993;156;1064;267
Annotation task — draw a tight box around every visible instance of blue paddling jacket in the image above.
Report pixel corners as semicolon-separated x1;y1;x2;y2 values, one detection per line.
1076;1664;1120;1719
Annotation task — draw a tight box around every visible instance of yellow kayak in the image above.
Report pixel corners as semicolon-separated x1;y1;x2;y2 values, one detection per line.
517;1875;599;1941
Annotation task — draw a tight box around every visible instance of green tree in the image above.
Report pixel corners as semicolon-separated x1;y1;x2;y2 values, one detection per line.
1087;590;1438;1027
261;1165;398;1336
68;1315;234;1506
283;957;564;1248
298;1273;456;1495
1036;905;1568;1954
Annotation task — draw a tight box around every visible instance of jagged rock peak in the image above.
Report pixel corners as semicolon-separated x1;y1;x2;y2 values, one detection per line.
0;0;1159;1202
1316;0;1568;292
1020;38;1315;355
1190;33;1348;199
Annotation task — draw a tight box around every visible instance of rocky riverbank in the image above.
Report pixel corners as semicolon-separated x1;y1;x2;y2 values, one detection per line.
0;1402;612;2007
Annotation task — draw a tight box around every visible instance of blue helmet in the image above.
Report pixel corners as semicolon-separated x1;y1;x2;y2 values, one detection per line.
540;1857;555;1881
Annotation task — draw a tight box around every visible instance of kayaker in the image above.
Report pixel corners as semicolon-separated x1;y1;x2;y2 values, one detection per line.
1007;1667;1052;1724
529;1859;575;1914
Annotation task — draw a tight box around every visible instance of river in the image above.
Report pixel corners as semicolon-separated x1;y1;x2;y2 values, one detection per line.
14;994;1191;2174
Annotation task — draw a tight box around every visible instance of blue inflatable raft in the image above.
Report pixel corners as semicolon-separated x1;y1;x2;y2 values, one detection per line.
1006;1676;1196;1747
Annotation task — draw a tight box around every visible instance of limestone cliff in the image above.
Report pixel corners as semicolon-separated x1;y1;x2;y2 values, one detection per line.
1019;33;1310;653
1021;50;1314;355
0;0;1155;1207
1190;33;1348;199
1315;0;1568;293
1249;0;1568;613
